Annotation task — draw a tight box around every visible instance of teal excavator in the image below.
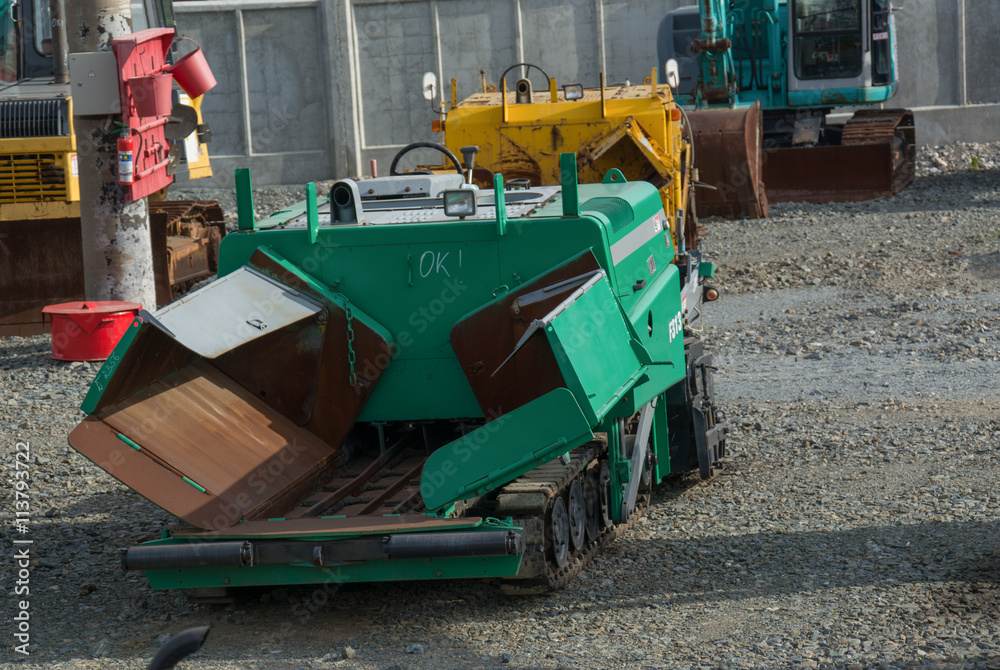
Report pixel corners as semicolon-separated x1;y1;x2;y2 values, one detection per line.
660;0;914;218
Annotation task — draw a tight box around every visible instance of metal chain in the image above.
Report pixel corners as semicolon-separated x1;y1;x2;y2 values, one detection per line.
345;300;357;387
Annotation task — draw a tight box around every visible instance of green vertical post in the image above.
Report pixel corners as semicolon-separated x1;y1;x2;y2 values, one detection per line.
608;420;628;523
560;152;579;217
306;182;319;244
235;168;256;232
493;173;507;236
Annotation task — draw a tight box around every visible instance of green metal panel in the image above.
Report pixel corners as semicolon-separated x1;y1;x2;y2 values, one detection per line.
495;214;611;298
421;388;594;512
220;228;502;421
614;262;687;416
576;182;672;304
358;359;482;421
253;247;393;345
652;394;672;483
560;152;579;216
493;182;671;312
544;274;644;424
143;554;522;590
305;182;319;244
235;168;256;231
80;315;143;415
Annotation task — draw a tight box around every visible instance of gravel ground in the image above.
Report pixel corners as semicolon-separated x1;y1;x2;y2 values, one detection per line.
2;144;1000;670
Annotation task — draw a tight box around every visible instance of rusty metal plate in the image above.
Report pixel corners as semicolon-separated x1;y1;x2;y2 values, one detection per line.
451;251;602;419
764;143;898;204
0;217;84;336
688;102;768;219
71;358;337;531
247;249;393;452
150;200;226;306
765;109;914;205
166;235;211;285
212;316;325;427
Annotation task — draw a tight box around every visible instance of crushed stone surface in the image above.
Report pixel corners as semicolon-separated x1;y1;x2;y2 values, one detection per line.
1;143;999;669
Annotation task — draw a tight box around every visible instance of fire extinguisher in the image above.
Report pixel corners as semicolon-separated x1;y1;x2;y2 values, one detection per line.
117;129;139;185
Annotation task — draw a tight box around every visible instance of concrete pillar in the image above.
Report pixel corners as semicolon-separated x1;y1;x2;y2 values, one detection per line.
66;0;156;309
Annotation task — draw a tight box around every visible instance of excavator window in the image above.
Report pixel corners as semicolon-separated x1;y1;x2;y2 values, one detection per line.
792;0;863;81
870;0;892;85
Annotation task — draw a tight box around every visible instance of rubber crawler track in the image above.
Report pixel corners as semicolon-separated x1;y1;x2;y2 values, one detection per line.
495;437;651;595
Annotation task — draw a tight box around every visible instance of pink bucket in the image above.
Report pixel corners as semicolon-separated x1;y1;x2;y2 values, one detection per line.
129;73;173;117
168;37;217;98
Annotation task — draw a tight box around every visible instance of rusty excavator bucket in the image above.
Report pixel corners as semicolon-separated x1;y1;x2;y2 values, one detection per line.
762;109;916;205
687;101;768;220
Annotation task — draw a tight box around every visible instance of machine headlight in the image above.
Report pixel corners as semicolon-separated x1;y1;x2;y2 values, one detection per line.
563;84;584;101
443;190;477;219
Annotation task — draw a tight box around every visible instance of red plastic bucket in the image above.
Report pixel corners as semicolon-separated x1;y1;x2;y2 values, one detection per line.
167;37;217;98
41;301;142;362
129;73;173;117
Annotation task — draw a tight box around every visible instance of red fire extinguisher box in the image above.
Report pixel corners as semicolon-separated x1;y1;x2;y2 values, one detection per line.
112;27;175;201
41;301;142;362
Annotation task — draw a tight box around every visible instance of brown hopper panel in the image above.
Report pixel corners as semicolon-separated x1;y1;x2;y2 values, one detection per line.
247;249;392;448
451;252;601;418
71;359;336;531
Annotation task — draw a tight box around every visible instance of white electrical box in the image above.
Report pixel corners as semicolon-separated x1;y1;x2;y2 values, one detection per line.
68;51;122;115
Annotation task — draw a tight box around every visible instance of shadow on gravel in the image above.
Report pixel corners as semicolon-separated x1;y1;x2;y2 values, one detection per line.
875;170;1000;214
613;516;1000;617
970;252;1000;280
0;338;54;369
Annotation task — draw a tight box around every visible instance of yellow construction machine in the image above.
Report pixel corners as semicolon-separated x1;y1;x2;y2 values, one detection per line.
406;64;718;306
0;0;221;336
415;64;730;262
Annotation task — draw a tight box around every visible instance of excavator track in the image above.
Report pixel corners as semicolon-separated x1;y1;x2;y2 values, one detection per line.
495;438;650;595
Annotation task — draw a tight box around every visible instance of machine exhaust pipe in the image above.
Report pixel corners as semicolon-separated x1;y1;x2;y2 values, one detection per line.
515;78;533;104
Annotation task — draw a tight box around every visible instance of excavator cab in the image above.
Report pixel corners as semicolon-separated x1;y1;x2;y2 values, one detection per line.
787;0;897;101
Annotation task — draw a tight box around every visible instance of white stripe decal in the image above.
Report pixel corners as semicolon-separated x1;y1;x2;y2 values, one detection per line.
610;211;665;265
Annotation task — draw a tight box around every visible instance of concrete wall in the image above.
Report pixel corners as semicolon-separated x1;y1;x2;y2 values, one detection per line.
175;0;1000;187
